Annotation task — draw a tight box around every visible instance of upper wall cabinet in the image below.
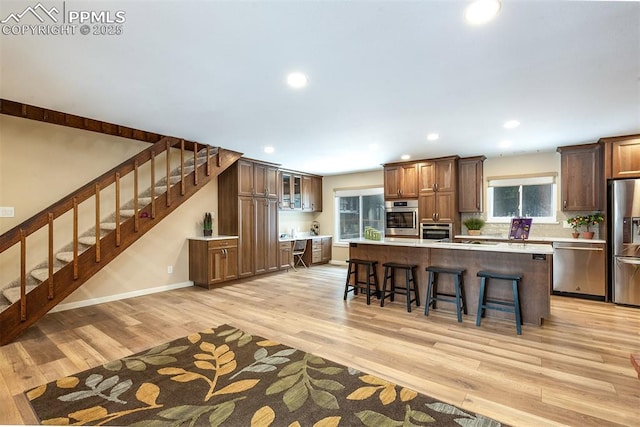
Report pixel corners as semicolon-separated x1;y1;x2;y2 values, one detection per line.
418;156;459;223
383;162;418;199
279;170;323;212
238;159;278;198
458;156;485;213
601;135;640;179
557;143;603;211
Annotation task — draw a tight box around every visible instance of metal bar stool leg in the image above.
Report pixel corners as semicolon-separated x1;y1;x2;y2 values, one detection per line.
513;279;522;335
476;276;487;327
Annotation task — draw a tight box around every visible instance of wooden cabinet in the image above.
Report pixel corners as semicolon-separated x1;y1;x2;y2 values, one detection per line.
254;197;279;275
303;236;332;266
218;159;280;279
601;135;640;179
238;159;278;198
384;163;418;199
189;238;238;288
458;156;485;213
557;143;602;211
418;157;459;223
279;241;293;270
279;170;323;211
321;236;332;262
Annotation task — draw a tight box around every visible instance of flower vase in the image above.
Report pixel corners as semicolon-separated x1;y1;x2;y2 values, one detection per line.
582;231;594;239
572;232;580;238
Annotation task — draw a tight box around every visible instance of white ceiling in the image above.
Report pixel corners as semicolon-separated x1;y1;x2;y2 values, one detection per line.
1;1;639;175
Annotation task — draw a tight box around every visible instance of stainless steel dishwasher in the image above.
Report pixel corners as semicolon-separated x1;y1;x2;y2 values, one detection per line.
553;242;606;298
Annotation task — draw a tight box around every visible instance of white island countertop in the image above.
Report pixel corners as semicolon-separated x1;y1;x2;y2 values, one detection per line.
454;234;606;244
349;237;554;254
188;235;239;241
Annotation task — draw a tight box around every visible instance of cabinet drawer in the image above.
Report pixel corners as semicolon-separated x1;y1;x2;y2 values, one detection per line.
207;239;237;249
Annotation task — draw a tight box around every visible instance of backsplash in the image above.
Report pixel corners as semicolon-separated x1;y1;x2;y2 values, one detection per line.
461;212;604;240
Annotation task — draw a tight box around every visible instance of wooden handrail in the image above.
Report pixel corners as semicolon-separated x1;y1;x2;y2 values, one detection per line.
0;136;185;253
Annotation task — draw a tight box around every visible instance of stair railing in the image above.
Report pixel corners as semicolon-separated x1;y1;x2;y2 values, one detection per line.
0;136;213;323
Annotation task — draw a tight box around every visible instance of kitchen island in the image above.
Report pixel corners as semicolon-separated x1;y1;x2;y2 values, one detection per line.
348;238;553;326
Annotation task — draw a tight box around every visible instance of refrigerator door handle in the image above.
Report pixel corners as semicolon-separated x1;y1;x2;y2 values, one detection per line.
616;257;640;265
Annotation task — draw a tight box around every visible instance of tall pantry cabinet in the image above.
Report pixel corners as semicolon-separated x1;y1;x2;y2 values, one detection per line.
218;159;280;278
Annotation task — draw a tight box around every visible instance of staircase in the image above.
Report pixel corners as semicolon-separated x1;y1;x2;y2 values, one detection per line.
0;137;242;345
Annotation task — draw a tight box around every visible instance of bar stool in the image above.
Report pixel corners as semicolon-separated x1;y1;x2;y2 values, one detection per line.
344;259;380;305
476;271;523;335
424;266;466;322
380;263;420;312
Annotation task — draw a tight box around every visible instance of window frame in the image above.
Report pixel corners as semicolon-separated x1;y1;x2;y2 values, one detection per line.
334;187;384;243
486;174;557;224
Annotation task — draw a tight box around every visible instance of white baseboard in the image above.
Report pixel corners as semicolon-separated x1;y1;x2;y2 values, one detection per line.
50;281;194;313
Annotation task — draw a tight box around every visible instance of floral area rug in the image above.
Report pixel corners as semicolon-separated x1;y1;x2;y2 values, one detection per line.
26;324;506;426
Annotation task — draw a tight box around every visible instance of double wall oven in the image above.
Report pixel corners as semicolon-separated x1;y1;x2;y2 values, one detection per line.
385;200;453;241
384;200;419;236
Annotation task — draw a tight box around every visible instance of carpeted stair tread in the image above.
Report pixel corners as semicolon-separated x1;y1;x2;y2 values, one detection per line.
56;249;88;263
120;209;135;217
78;236;102;246
3;285;39;304
31;267;62;282
0;301;9;312
138;197;152;205
100;222;118;231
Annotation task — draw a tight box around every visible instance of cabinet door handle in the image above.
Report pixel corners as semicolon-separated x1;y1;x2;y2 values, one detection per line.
563;200;567;209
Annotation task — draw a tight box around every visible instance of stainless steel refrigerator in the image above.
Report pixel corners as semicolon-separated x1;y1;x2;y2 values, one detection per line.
611;179;640;306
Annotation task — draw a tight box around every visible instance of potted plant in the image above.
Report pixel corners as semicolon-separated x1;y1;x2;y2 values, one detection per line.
203;212;213;237
567;215;582;238
463;217;485;236
582;212;604;239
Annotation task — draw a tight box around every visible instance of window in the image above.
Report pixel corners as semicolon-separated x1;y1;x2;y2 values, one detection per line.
487;175;557;223
335;188;384;241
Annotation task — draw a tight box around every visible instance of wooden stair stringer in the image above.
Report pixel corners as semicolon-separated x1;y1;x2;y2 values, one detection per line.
0;147;242;346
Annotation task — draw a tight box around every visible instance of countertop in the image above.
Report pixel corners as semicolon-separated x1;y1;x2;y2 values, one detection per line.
454;234;606;244
188;235;239;241
279;234;333;242
349;237;554;254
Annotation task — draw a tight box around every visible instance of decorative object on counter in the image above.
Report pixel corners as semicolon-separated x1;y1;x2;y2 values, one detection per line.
567;212;604;239
310;220;320;236
364;226;382;240
508;217;532;240
463;217;485;235
202;212;213;237
567;215;581;238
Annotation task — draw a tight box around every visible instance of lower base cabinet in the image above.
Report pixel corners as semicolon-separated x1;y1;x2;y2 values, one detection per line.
189;238;238;288
303;236;332;266
279;241;293;270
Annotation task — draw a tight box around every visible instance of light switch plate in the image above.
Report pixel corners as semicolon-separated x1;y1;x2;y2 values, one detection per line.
0;207;15;218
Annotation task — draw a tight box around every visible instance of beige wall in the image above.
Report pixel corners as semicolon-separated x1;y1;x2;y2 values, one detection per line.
0;115;217;305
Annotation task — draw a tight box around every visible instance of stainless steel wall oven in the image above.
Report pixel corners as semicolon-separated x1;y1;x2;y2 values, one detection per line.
384;200;419;236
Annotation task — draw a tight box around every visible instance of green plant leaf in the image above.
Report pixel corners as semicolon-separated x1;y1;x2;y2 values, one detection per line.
238;333;253;347
310;366;343;375
266;372;302;395
309;378;344;391
254;348;268;360
157;405;211;421
124;359;147;371
354;410;403;427
140;355;180;366
103;360;123;371
241;364;277;374
209;401;235;427
309;387;339;410
278;360;305;377
283;380;309;412
409;409;435;423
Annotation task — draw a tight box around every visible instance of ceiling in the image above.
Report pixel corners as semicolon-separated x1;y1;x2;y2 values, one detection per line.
1;1;639;175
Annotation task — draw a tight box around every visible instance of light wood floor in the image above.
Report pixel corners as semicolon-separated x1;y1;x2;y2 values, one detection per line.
1;264;639;426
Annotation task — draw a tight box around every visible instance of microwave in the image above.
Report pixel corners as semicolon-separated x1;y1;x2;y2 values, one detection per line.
385;200;419;237
421;222;453;241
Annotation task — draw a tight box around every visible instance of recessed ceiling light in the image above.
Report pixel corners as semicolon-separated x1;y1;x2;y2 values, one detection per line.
464;0;501;25
503;120;520;129
264;146;275;154
499;140;512;149
426;133;439;141
286;72;308;88
401;154;411;160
